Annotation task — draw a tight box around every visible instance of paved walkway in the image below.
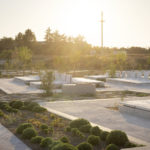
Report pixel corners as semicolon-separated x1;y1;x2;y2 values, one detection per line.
40;97;150;143
0;124;31;150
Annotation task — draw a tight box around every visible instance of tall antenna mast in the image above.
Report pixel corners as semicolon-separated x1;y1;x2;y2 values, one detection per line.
100;12;104;47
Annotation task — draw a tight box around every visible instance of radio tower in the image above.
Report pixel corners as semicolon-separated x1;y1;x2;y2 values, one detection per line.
100;12;104;47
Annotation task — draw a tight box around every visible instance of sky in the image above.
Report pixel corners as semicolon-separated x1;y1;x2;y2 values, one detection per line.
0;0;150;48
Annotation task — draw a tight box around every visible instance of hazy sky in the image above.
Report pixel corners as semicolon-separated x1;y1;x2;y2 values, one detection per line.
0;0;150;47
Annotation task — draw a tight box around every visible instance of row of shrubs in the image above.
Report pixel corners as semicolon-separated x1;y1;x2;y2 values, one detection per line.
0;100;47;113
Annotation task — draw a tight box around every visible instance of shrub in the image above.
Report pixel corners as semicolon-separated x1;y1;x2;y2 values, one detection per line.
24;102;39;111
16;123;33;134
22;127;37;139
49;141;62;150
79;124;91;133
32;106;47;113
0;109;4;117
87;135;100;146
77;142;93;150
90;126;101;136
0;102;9;109
60;136;70;143
70;118;90;129
52;143;77;150
40;137;53;147
101;131;109;141
71;128;85;138
105;144;119;150
124;141;137;148
31;136;44;144
65;126;71;132
10;100;24;109
40;124;48;130
106;130;129;146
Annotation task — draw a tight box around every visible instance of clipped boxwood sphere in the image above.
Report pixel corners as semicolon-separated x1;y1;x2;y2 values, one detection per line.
101;131;109;141
77;142;93;150
49;141;62;150
105;144;119;150
79;124;91;133
106;130;129;146
70;118;90;129
22;127;37;139
40;137;53;147
32;106;47;113
52;143;77;150
60;136;70;143
90;126;101;136
40;124;49;130
87;135;100;146
31;136;44;144
16;123;33;134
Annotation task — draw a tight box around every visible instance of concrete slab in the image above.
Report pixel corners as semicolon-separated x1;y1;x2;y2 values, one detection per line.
0;124;31;150
40;98;150;143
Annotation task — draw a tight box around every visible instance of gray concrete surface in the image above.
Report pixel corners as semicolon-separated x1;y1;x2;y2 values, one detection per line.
40;98;150;143
0;124;31;150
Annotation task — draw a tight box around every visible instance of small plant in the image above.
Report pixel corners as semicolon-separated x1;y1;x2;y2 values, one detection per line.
31;136;44;144
90;126;101;136
65;126;71;132
22;127;37;139
60;136;70;143
105;144;119;150
0;109;4;117
77;142;93;150
32;106;47;113
40;123;48;130
49;141;62;150
124;141;137;148
52;143;77;150
87;135;101;146
50;113;56;119
24;102;39;111
40;137;53;147
101;131;109;141
27;119;41;128
106;130;129;146
10;100;24;109
71;128;85;139
16;123;33;134
70;118;90;129
79;124;91;133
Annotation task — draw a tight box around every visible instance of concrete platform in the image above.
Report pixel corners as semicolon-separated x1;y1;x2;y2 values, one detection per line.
14;75;40;84
120;100;150;119
107;78;150;88
72;77;104;87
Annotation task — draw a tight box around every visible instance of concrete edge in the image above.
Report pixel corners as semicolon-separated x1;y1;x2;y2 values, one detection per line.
39;104;150;149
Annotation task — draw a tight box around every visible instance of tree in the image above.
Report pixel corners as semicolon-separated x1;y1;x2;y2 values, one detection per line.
45;27;53;42
15;32;24;47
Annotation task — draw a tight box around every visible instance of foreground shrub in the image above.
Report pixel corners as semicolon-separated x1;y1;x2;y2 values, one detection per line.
65;126;71;132
0;102;9;109
87;135;100;146
0;109;4;117
106;130;129;146
49;141;62;150
32;106;47;113
16;123;33;134
60;136;70;143
22;127;37;139
10;100;24;109
105;144;119;150
40;124;48;130
77;142;93;150
71;128;85;139
24;102;39;111
52;143;77;150
40;137;53;147
90;126;101;136
31;136;44;144
101;131;109;141
79;124;91;133
124;141;137;148
70;118;90;129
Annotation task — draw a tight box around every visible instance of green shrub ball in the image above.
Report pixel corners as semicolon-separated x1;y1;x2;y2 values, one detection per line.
105;144;119;150
10;100;24;109
101;131;109;141
31;136;44;144
32;106;47;113
16;123;33;134
90;126;101;136
60;136;70;143
106;130;129;147
52;143;77;150
77;142;93;150
40;137;53;147
87;135;100;146
22;127;37;139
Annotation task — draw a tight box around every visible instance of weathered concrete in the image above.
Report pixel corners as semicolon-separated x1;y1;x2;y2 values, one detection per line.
0;124;31;150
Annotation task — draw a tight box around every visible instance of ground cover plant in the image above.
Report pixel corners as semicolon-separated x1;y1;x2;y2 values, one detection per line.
0;100;142;150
